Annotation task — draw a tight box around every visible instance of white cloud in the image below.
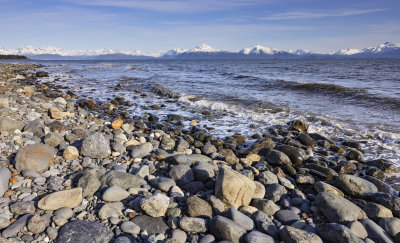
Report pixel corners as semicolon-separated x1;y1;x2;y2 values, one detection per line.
262;8;387;20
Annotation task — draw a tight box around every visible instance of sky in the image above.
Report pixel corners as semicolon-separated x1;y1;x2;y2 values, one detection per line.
0;0;399;53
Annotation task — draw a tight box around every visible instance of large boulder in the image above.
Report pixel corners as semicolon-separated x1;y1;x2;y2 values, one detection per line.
315;192;367;223
56;220;112;243
80;132;111;159
336;174;378;197
215;166;256;209
15;144;56;173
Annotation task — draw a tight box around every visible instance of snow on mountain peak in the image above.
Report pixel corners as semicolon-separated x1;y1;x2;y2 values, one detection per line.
334;48;362;55
189;44;218;52
240;45;279;55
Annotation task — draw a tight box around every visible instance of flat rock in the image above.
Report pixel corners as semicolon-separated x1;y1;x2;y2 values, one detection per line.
215;166;256;209
38;188;83;210
275;210;300;225
315;192;367;223
78;169;101;197
99;202;124;220
316;223;364;243
56;220;113;243
102;185;130;202
179;217;208;233
141;193;170;217
209;216;247;243
226;208;254;231
80;132;111;159
336;174;378;197
0;168;11;197
0;117;24;132
10;201;35;215
1;214;32;238
100;170;146;190
151;177;176;192
167;154;193;165
131;215;169;235
15;144;56;173
279;226;323;243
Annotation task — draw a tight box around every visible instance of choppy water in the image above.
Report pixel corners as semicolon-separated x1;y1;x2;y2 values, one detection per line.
9;59;400;167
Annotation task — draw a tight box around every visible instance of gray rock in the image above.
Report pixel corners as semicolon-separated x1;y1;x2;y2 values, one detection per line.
169;164;194;187
346;149;364;162
135;165;149;179
2;214;32;238
336;174;378;197
279;226;323;243
258;171;278;185
111;142;126;153
187;196;213;219
10;201;36;215
245;231;275;243
151;177;176;192
54;207;74;220
98;202;124;220
266;149;292;166
56;220;113;243
0;168;11;197
316;223;364;243
250;138;276;155
131;215;169;235
78;169;101;197
47;227;58;240
179;217;208;233
140;193;170;217
362;176;398;197
275;210;300;225
80;132;111;159
130;149;149;159
100;170;146;190
360;218;393;243
226;208;254;231
102;185;130;202
27;215;47;234
363;202;393;219
23;119;45;137
114;236;131;243
315;192;367;223
347;221;368;239
209;216;247;243
265;183;287;202
188;154;211;163
170;229;187;243
199;235;216;243
44;132;64;147
161;135;175;150
296;133;317;147
193;162;216;182
0;117;24;131
251;199;280;216
21;169;40;178
120;221;140;235
167;154;193;165
275;145;306;166
379;217;400;238
0;217;10;230
202;142;217;155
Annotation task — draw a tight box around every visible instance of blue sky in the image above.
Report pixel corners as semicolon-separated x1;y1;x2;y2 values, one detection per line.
1;0;399;52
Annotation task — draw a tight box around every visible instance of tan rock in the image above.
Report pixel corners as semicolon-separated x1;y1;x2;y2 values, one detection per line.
38;188;83;210
15;144;55;172
63;146;79;160
49;107;63;120
0;96;9;108
23;86;34;96
246;154;261;162
314;181;344;197
215;166;256;209
111;119;123;129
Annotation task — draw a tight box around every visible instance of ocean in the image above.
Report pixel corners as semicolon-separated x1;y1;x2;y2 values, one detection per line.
9;59;400;168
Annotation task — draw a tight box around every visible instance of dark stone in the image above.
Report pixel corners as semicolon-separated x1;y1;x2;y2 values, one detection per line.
56;220;112;243
131;215;169;235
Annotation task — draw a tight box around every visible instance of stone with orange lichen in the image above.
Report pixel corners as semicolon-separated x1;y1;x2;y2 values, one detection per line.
111;119;123;129
9;177;17;184
15;144;56;173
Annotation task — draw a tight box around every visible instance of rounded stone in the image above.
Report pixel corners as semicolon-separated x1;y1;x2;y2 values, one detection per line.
15;144;56;173
63;146;79;160
38;188;83;211
102;186;130;202
120;221;140;235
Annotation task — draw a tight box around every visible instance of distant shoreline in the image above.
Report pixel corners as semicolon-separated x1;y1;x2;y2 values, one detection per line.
0;55;28;60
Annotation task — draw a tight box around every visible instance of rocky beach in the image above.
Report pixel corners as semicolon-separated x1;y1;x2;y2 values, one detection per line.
1;62;400;243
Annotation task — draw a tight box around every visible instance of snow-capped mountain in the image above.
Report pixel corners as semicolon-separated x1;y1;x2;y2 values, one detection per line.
1;42;399;60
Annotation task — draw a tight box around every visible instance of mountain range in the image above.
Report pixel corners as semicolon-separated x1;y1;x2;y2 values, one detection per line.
0;42;399;60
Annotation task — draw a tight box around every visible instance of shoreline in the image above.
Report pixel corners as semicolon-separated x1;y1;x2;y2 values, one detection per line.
1;62;400;242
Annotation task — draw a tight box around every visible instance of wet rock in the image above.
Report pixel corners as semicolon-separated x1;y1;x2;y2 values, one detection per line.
131;215;169;235
280;226;322;243
99;202;124;220
360;218;393;243
215;166;256;209
63;146;79;160
362;176;398;197
315;192;367;223
288;120;309;132
346;149;364;162
78;169;101;197
187;196;213;219
141;193;170;217
80;132;111;159
209;216;247;243
100;170;146;190
0;117;25;131
38;188;83;210
336;174;378;197
296;133;317;147
276;145;306;166
179;217;208;233
0;167;11;197
36;71;49;77
226;208;254;231
15;144;56;173
266;149;292;166
102;185;130;202
56;220;113;243
316;223;363;243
